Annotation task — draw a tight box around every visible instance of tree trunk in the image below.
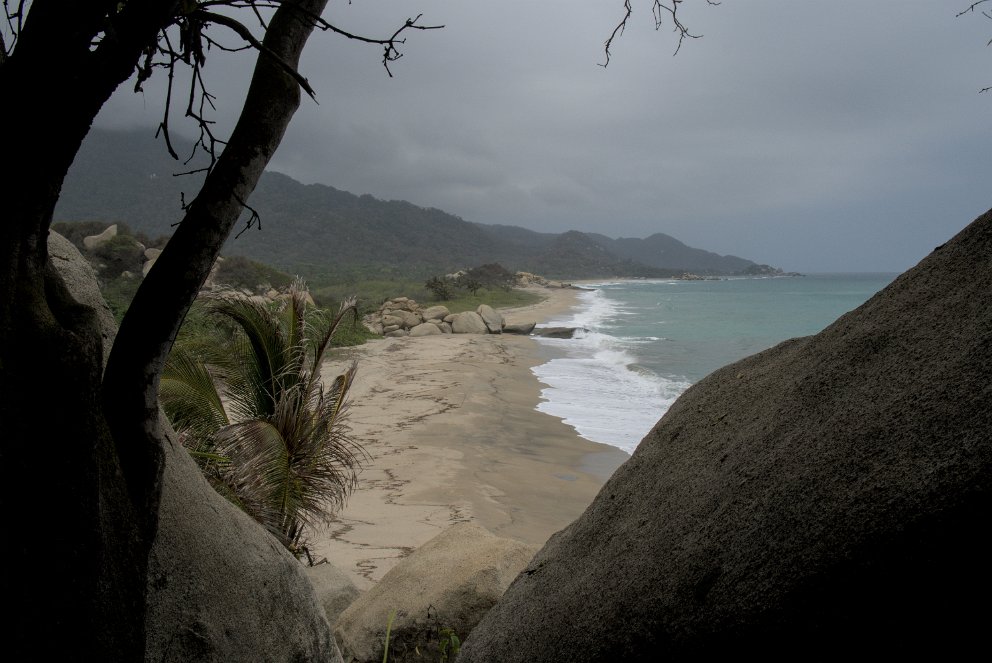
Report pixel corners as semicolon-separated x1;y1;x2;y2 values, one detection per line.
0;1;327;657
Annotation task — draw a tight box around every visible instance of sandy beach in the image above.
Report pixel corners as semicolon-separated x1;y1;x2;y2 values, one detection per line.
312;286;630;589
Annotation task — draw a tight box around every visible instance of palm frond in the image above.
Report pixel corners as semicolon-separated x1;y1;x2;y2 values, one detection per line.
207;291;294;418
161;345;231;448
163;283;367;556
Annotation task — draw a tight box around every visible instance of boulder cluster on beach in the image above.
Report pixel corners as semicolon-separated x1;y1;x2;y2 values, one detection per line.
362;297;537;338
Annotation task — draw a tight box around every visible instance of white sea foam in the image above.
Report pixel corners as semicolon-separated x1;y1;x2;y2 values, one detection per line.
532;289;691;454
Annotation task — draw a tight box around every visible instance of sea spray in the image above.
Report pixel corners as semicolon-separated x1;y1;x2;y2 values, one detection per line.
532;286;691;454
531;275;896;454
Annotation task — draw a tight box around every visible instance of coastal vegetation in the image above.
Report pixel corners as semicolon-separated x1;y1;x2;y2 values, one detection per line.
54;220;545;329
161;280;366;559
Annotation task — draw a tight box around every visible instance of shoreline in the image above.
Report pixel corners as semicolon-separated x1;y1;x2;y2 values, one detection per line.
312;286;629;589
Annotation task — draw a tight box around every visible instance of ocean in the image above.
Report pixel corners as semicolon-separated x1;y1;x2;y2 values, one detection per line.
532;273;898;455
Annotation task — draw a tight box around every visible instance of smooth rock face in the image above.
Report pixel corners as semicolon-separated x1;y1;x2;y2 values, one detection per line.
82;222;117;249
451;311;488;334
334;523;539;663
409;322;442;337
476;304;504;333
305;564;363;628
421;305;450;321
502;322;536;335
48;232;118;356
147;428;342;662
459;209;992;661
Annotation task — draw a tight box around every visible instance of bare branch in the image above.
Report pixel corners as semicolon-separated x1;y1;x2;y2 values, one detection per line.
957;2;992;93
603;0;720;66
311;11;444;77
602;1;633;68
197;8;318;98
957;1;991;18
234;195;262;238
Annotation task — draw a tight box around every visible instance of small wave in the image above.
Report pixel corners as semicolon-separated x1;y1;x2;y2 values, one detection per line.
533;287;691;453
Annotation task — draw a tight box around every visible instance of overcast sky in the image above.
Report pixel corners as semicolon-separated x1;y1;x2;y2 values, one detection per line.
94;1;991;273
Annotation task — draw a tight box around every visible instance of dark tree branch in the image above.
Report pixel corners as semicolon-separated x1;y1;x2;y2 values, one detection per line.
197;8;317;98
603;0;720;66
958;1;992;92
104;1;332;519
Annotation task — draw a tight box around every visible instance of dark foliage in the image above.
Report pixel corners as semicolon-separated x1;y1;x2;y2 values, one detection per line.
424;276;452;300
461;263;516;291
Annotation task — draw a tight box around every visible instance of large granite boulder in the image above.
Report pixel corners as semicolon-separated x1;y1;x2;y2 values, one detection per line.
48;232;118;355
420;305;450;322
450;311;488;334
48;232;343;663
305;563;363;628
502;322;536;335
409;322;442;337
476;304;504;333
334;523;538;663
147;425;341;662
459;208;992;660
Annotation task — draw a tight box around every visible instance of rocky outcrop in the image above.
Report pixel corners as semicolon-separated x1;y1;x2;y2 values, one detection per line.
364;298;532;337
334;523;539;663
48;231;343;663
502;322;536;335
409;322;442;337
450;310;489;334
459;208;992;660
476;304;504;334
82;223;117;250
420;305;450;322
305;563;363;629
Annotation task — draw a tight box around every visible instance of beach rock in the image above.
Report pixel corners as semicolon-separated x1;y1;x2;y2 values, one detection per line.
144;247;162;261
381;315;404;328
443;314;456;323
50;231;341;663
421;305;450;321
384;329;409;338
451;311;488;334
82;223;117;250
387;297;419;312
502;322;536;335
439;322;453;334
477;304;504;333
382;324;400;334
409;322;442;337
532;326;585;339
334;523;538;663
392;310;421;329
305;563;363;628
459;208;992;660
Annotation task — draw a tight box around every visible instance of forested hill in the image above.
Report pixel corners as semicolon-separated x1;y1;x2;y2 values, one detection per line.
55;128;775;280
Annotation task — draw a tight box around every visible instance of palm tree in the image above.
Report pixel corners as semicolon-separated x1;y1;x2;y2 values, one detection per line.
161;279;366;557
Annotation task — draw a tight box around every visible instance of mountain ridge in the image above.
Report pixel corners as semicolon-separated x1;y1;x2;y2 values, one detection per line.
55;128;781;280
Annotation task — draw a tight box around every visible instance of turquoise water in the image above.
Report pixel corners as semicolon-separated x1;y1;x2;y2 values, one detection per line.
532;274;898;453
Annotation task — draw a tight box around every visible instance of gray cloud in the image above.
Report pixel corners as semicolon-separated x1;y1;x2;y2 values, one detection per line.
94;1;992;272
